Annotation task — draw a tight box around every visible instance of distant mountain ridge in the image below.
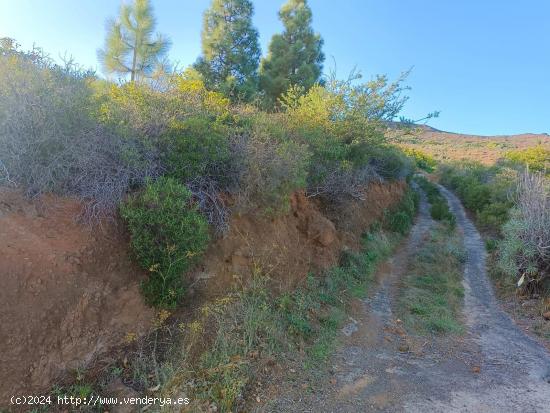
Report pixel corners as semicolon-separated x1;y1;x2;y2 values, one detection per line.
390;123;550;165
413;123;549;139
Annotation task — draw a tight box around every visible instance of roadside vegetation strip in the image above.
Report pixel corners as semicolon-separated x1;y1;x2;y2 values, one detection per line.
399;222;465;335
439;160;550;306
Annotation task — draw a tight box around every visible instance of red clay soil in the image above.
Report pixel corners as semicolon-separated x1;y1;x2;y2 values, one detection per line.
0;189;154;404
192;182;405;298
0;181;404;405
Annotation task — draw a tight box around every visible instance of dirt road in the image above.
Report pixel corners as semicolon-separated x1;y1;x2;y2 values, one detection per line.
268;186;550;412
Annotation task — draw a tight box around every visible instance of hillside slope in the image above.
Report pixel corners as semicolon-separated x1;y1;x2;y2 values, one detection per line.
392;127;550;165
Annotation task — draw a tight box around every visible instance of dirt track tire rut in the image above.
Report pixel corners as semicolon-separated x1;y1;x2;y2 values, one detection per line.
409;185;550;412
268;185;550;413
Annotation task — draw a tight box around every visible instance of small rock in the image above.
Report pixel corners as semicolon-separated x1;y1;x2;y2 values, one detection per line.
342;322;359;337
543;311;550;320
398;344;410;353
472;366;481;373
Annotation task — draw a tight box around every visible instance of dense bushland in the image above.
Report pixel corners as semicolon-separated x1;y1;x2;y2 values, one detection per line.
0;40;416;308
0;42;161;220
440;162;515;231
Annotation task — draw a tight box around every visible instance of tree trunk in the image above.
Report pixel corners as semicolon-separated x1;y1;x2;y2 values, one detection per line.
131;37;138;82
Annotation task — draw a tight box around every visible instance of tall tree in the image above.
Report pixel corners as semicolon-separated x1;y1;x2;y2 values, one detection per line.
260;0;324;107
98;0;170;82
194;0;261;102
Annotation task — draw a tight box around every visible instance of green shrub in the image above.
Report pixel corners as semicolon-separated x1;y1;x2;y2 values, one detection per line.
504;146;550;174
280;76;413;197
233;111;311;213
430;199;456;227
386;188;419;234
120;177;210;308
388;211;413;234
458;178;491;212
415;176;455;226
403;147;437;172
439;162;515;232
164;117;230;183
497;171;550;291
369;145;414;181
477;201;510;229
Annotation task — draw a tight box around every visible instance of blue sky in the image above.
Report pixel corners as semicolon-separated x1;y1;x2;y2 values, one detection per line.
1;0;548;135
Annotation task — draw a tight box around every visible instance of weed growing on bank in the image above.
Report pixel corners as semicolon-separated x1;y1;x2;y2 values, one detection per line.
385;186;420;234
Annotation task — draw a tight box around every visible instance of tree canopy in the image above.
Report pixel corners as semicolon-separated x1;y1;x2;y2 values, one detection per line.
98;0;170;82
194;0;261;102
260;0;324;108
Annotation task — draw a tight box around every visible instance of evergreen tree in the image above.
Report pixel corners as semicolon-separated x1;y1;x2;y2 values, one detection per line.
260;0;324;107
98;0;170;82
194;0;261;101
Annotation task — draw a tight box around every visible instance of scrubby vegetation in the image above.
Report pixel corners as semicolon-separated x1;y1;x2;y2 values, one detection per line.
504;145;550;174
439;158;550;296
497;171;550;293
403;147;437;172
440;162;515;231
0;33;416;308
386;187;420;234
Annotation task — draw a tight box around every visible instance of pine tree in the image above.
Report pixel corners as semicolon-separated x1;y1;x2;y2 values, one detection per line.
98;0;170;82
194;0;261;102
260;0;324;107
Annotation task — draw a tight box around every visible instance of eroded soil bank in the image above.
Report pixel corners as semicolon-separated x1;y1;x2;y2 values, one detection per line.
0;181;404;406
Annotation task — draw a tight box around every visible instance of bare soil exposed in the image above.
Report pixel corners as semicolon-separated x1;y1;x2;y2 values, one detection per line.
0;189;154;404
